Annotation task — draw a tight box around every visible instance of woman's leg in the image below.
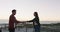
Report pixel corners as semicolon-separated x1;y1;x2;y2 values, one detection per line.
34;25;40;32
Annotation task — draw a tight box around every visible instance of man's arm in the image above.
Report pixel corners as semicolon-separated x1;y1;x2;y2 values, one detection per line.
16;20;25;23
27;18;35;22
27;19;34;22
13;16;24;23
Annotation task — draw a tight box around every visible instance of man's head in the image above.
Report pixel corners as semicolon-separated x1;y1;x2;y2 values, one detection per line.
12;9;16;15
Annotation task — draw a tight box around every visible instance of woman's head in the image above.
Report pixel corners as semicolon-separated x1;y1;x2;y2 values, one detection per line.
34;12;38;17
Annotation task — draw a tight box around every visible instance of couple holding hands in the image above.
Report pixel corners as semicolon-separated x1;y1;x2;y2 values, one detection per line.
9;9;40;32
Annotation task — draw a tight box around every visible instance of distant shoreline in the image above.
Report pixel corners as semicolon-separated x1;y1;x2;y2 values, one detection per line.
0;19;60;24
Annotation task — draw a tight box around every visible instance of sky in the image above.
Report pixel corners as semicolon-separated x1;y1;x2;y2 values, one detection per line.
0;0;60;21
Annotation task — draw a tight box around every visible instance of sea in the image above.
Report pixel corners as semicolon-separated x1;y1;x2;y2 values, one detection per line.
0;20;60;32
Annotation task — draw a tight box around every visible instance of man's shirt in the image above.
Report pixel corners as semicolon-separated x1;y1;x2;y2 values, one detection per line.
9;15;17;29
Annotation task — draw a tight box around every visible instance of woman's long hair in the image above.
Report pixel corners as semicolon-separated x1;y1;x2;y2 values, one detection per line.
34;12;39;20
34;12;39;18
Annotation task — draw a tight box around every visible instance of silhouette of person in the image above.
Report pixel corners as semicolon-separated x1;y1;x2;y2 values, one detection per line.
9;9;24;32
27;12;40;32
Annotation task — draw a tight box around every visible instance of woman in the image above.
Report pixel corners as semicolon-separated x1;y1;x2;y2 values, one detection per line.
27;12;40;32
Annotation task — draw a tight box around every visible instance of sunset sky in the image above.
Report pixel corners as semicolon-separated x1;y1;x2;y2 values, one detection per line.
0;0;60;21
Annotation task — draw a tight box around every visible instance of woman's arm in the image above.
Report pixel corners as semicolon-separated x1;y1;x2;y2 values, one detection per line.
27;20;33;22
27;18;35;22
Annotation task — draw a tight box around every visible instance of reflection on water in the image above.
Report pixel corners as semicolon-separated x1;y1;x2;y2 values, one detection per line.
1;26;60;32
1;23;60;32
1;27;34;32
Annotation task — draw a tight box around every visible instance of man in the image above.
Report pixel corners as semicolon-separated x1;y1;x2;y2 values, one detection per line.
9;9;23;32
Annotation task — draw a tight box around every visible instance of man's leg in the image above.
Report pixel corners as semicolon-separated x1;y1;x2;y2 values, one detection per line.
9;28;15;32
13;28;15;32
0;29;2;32
9;29;12;32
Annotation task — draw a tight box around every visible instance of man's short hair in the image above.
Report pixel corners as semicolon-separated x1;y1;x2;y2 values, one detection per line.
12;9;16;12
